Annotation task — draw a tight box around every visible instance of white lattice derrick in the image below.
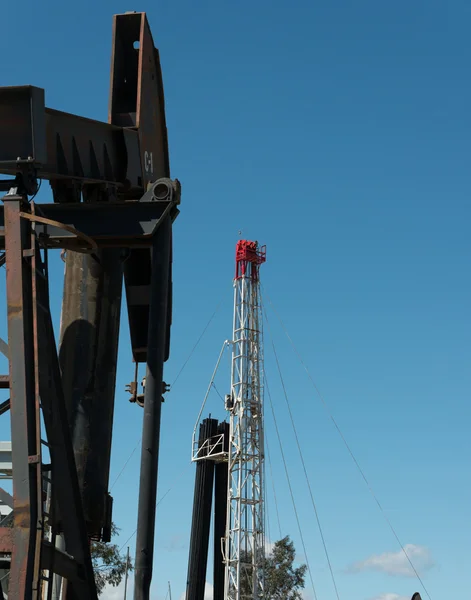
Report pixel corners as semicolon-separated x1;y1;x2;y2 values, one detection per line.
224;240;266;600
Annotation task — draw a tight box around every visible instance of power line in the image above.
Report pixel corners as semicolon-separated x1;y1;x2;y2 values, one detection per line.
211;381;225;402
263;287;433;600
172;298;224;388
264;373;318;600
119;462;192;553
109;438;141;491
265;310;340;600
111;298;223;491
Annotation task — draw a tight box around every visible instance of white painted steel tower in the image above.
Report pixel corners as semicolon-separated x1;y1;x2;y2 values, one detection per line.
224;240;266;600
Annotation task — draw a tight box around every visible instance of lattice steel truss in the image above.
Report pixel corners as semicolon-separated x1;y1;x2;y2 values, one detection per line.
224;241;266;600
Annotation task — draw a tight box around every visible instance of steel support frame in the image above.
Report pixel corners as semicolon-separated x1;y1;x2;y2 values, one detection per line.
3;195;42;599
3;194;98;599
0;10;179;599
1;191;177;598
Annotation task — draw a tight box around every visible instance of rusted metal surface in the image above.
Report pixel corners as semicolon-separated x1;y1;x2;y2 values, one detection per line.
109;13;170;186
0;11;180;598
59;246;123;540
0;196;179;250
110;12;173;364
0;87;141;193
1;196;101;599
0;86;47;167
4;196;42;599
30;202;44;599
33;237;98;599
0;527;13;553
41;541;85;583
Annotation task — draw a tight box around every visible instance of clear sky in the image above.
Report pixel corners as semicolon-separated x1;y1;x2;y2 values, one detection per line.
1;1;470;600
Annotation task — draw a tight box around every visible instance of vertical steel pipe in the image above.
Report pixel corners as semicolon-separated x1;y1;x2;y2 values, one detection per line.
213;422;229;600
133;216;171;600
186;418;218;600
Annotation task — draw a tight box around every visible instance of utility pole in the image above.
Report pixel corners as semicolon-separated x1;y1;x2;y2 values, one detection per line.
124;547;130;600
224;240;267;600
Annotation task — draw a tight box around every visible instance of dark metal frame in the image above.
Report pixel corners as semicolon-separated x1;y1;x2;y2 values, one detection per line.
0;12;179;600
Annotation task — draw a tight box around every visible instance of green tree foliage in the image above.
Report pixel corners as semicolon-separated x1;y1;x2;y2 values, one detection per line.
90;524;133;596
264;536;307;600
239;536;307;599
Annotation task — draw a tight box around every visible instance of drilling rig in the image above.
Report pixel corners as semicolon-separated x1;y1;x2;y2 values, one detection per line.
225;240;266;600
0;12;179;600
188;240;266;600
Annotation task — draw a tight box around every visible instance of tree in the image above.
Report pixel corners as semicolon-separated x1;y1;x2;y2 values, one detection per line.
90;524;133;596
239;536;307;599
264;536;307;600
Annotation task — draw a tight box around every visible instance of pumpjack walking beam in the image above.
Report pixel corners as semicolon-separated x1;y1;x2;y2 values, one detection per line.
0;12;180;600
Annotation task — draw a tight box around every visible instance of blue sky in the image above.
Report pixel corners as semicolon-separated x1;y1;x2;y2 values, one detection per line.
1;1;470;599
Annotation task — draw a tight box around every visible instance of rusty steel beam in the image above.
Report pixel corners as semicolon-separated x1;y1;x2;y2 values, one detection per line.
0;10;180;598
3;195;98;599
0;87;141;194
34;205;99;599
33;222;99;599
0;534;93;585
0;12;175;364
4;195;43;599
111;11;173;365
0;528;12;553
41;541;86;584
109;12;170;187
57;12;174;544
0;196;177;249
59;245;123;540
0;12;169;198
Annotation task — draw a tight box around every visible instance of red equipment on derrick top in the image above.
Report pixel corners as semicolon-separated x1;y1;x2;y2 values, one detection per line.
235;240;266;280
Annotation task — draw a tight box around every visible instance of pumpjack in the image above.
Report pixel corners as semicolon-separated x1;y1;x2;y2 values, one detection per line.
0;12;179;600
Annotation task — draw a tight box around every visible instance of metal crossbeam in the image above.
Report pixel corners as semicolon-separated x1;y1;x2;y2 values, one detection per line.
0;11;180;600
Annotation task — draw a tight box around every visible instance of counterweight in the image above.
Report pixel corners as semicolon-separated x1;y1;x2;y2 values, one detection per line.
224;240;266;600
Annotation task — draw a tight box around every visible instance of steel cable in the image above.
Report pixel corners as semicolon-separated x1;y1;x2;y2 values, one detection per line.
265;373;319;600
264;306;341;600
262;286;433;600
